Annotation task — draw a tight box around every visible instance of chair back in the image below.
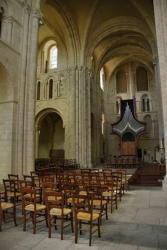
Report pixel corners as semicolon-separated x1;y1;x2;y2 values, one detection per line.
8;174;19;181
20;187;37;211
44;190;65;213
3;179;17;201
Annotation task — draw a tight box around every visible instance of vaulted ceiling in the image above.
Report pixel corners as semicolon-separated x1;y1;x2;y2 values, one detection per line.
39;0;155;78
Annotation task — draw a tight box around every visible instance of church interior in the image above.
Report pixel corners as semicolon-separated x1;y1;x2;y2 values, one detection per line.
1;0;167;249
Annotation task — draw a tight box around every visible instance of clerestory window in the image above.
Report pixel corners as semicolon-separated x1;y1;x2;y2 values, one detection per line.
50;46;58;69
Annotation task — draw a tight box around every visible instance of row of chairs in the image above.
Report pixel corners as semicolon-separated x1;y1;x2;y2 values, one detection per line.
0;169;128;246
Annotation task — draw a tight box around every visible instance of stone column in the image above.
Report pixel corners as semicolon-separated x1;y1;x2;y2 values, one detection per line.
153;0;167;177
153;59;164;150
23;8;41;174
86;70;92;168
78;66;87;167
16;6;31;177
75;67;79;162
76;66;92;168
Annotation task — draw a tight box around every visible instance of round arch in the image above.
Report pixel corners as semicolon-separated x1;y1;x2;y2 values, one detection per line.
36;108;65;128
35;109;65;159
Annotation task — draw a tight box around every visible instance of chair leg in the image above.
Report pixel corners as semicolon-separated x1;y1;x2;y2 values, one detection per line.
23;210;26;232
48;214;51;238
54;216;57;231
71;212;74;233
116;197;118;209
61;217;64;240
79;220;83;235
111;200;113;213
75;219;78;244
89;222;92;246
13;205;17;226
3;210;6;222
105;204;108;220
98;218;101;238
45;209;48;227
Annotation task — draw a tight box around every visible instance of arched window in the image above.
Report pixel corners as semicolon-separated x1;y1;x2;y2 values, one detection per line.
141;95;150;112
50;46;58;69
49;79;53;99
136;67;148;91
116;70;127;93
100;68;104;91
37;81;41;100
0;7;4;37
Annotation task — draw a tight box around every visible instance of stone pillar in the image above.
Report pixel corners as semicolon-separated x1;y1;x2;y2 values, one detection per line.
16;6;31;177
75;67;79;162
153;0;167;177
67;67;77;159
153;60;164;150
23;8;41;174
78;66;87;167
86;70;92;168
76;66;92;168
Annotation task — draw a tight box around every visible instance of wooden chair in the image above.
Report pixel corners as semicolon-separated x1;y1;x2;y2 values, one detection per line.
73;193;101;246
3;179;21;204
118;169;128;192
20;187;46;234
42;182;59;203
8;174;19;181
85;184;108;222
114;172;123;200
44;190;73;240
102;179;118;213
0;191;17;231
8;175;20;195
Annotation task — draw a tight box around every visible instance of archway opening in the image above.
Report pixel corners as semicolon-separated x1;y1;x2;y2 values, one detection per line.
38;112;65;159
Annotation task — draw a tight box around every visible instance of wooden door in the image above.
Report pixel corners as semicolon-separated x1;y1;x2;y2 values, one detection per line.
121;141;136;155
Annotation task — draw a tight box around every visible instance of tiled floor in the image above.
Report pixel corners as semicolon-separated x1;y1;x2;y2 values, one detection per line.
1;185;167;250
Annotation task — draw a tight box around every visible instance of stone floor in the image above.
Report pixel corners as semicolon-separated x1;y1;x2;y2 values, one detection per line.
1;185;167;250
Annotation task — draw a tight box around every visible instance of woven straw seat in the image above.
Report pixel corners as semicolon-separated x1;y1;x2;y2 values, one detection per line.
25;204;46;211
1;202;14;210
79;191;87;196
67;197;84;204
77;211;99;221
50;207;71;216
24;193;40;199
92;199;107;206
